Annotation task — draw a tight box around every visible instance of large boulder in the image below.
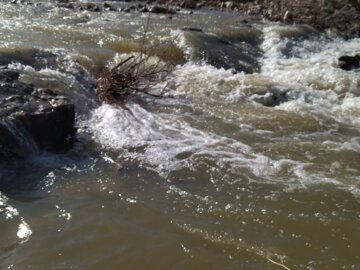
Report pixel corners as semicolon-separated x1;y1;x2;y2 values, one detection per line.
0;67;75;160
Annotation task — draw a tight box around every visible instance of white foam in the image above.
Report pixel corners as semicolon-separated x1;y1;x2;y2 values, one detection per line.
17;218;32;243
89;103;166;149
87;102;256;173
340;96;360;126
261;25;360;129
84;23;360;193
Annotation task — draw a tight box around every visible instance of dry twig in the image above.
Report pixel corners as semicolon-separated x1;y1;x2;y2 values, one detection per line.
267;257;291;270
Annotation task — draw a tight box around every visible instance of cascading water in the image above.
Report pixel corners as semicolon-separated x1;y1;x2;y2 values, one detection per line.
2;120;39;155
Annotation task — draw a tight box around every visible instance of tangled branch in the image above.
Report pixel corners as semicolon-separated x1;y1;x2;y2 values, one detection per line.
97;53;174;106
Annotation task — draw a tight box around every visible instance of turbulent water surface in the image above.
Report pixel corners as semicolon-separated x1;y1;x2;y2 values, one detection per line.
0;1;360;269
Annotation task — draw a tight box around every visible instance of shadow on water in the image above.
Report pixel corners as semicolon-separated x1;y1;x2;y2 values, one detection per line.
0;161;55;200
0;157;62;200
0;138;93;200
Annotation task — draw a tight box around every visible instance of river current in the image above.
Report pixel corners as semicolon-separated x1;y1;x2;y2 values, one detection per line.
0;1;360;269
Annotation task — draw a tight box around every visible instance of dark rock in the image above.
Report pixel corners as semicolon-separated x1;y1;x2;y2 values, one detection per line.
180;0;196;9
181;27;203;32
283;10;293;23
338;54;360;70
149;5;175;14
221;1;234;9
81;3;101;12
0;68;75;160
250;89;289;107
139;6;150;12
0;67;20;81
196;1;206;9
58;2;74;9
154;0;166;5
0;48;57;69
104;2;117;11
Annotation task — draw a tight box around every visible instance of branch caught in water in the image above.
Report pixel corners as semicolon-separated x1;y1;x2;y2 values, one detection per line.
97;53;174;106
97;12;175;107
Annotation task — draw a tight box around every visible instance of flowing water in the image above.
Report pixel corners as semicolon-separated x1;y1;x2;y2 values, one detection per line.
0;1;360;269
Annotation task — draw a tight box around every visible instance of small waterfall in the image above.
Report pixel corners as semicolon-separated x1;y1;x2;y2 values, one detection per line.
2;120;39;155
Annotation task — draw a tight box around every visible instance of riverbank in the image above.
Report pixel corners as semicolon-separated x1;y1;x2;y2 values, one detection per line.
12;0;355;38
242;0;360;37
144;0;360;37
196;0;360;37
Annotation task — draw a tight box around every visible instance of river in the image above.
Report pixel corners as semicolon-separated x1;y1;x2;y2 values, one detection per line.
0;1;360;269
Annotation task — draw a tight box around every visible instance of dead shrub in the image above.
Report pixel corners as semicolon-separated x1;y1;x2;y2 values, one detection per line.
97;53;174;106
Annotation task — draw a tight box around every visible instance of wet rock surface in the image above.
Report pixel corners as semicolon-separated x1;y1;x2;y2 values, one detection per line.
0;67;75;160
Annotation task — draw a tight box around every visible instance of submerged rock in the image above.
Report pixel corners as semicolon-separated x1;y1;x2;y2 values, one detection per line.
149;5;176;14
250;89;289;107
0;68;75;160
57;2;74;9
104;2;117;11
79;2;101;12
181;28;261;73
338;54;360;71
180;0;196;9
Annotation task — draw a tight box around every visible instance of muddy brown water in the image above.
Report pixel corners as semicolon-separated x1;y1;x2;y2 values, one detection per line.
0;2;360;269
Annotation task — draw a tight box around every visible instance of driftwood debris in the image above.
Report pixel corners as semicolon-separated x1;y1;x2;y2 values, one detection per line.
97;53;173;106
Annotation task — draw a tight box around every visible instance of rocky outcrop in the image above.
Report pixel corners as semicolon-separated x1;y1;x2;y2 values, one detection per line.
0;67;75;160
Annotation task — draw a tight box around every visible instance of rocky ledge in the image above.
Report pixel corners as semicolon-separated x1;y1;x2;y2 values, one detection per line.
0;67;75;160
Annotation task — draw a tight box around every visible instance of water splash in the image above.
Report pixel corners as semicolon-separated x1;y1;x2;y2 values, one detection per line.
17;218;32;243
0;192;32;244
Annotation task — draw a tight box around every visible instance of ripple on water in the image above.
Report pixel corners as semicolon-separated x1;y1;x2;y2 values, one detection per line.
0;192;32;268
